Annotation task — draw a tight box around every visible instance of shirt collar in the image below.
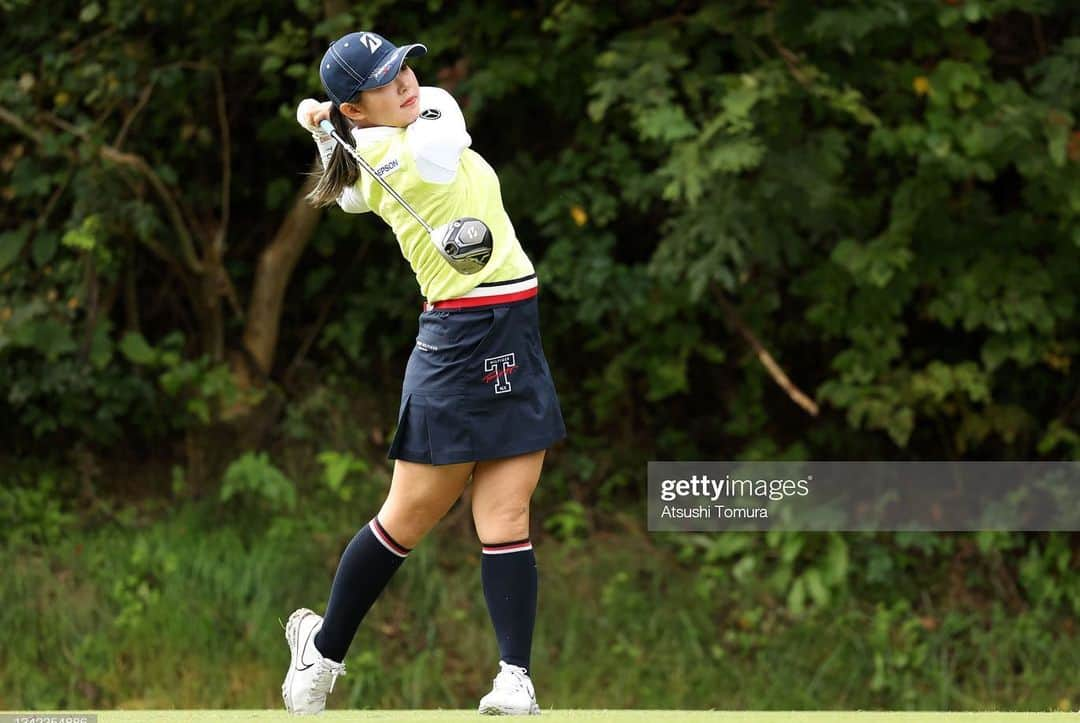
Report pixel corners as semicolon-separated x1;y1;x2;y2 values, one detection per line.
351;125;399;148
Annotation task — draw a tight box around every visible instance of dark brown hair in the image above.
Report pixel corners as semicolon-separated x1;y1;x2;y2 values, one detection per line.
306;102;360;207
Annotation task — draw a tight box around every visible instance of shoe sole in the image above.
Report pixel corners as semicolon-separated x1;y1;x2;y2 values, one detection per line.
478;703;541;715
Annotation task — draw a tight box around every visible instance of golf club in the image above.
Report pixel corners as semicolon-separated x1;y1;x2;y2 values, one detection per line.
319;119;493;275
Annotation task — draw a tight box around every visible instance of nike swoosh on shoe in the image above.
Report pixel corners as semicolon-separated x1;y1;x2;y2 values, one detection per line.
296;619;319;671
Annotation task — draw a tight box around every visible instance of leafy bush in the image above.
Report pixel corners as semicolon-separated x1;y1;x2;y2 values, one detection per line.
220;451;297;514
0;472;75;546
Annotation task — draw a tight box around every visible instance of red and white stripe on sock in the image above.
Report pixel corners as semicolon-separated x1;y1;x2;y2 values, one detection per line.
482;538;533;555
370;517;411;558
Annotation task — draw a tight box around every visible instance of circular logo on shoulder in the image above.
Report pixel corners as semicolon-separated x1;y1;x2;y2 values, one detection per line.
419;108;442;120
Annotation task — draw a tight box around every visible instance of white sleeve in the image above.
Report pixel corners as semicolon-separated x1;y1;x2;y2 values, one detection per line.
311;133;370;214
406;86;472;184
336;183;370;214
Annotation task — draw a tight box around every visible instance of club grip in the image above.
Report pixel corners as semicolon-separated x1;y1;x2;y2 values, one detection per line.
319;119;335;136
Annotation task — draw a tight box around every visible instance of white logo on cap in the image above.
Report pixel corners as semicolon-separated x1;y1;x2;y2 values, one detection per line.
358;33;382;53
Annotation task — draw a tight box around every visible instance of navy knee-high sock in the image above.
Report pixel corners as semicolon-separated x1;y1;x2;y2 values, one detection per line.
481;539;538;673
314;517;410;663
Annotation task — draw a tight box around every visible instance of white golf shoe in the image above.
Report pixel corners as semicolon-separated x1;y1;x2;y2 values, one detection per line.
478;660;541;715
282;608;346;715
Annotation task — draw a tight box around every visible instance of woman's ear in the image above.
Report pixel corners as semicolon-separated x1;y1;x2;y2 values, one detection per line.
339;101;367;125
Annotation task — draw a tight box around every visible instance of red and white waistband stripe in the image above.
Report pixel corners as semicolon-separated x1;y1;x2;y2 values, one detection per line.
482;539;534;555
423;274;538;311
370;517;410;558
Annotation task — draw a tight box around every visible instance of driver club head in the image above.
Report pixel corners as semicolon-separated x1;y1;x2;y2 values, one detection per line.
431;217;493;275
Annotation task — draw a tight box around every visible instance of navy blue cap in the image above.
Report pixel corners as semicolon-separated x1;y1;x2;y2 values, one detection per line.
319;32;427;106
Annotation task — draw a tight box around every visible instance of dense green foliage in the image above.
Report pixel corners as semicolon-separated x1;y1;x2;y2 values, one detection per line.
1;0;1078;712
2;0;1077;463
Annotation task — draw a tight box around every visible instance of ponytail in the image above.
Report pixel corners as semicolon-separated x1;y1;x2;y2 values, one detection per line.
306;103;360;207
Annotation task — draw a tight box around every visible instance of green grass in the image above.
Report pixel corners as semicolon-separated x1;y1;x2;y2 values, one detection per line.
1;498;1078;711
3;711;1078;722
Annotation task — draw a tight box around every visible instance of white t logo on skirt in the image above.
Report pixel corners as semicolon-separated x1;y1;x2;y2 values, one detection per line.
483;353;516;394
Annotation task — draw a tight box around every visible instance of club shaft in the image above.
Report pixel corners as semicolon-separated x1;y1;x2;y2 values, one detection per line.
319;119;433;233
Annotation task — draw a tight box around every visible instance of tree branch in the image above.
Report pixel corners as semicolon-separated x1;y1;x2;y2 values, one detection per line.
35;166;74;233
763;5;812;89
97;143;204;274
713;288;819;416
111;166;191;275
241;169;324;378
212;65;231;257
0;105;48;148
113;78;158;150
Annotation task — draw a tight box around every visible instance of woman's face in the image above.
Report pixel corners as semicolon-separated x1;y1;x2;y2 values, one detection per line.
341;64;421;128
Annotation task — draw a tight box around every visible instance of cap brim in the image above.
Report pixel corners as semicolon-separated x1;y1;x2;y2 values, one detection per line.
360;43;428;90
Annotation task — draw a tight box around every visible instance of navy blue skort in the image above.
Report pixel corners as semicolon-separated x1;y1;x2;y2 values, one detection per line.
387;294;567;465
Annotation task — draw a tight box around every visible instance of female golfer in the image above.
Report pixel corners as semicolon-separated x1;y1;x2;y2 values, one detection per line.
281;31;565;716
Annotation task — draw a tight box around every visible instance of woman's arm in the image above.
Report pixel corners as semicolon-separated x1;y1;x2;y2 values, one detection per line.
297;98;371;214
406;86;472;184
335;181;371;214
